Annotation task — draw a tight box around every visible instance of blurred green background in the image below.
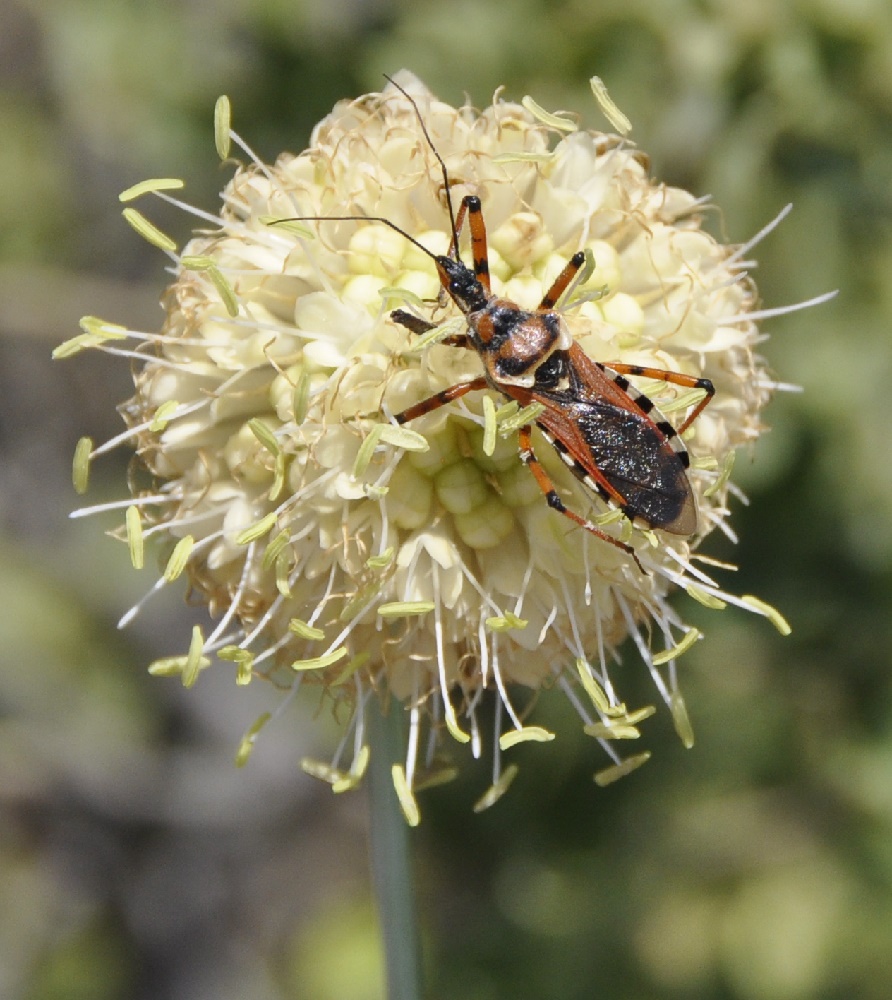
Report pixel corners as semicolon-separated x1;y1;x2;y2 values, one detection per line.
2;0;891;997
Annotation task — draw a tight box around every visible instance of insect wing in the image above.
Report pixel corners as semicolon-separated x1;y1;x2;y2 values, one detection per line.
536;348;697;535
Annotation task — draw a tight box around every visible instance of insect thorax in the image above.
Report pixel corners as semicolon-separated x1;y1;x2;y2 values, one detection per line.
472;300;573;388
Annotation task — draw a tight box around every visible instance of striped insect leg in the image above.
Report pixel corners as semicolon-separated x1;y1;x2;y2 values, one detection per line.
517;425;644;571
537;251;586;310
394;377;489;424
606;363;715;434
464;196;491;293
390;309;471;348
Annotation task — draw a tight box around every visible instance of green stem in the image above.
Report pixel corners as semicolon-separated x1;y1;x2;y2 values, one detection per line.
367;697;424;1000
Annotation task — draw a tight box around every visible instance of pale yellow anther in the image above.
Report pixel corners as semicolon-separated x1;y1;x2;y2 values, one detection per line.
214;96;232;159
391;765;421;826
576;660;612;714
235;512;277;545
122;208;176;252
163;535;194;581
288;618;326;640
182;625;206;689
741;595;792;636
126;505;144;569
670;691;695;748
499;727;554;750
377;601;435;618
590;76;632;134
235;712;270;766
150;400;179;432
119;178;185;202
380;424;429;452
485;613;529;632
685;585;728;610
291;648;348;671
651;628;702;666
521;95;577;132
594;752;651;787
72;437;93;495
473;765;519;812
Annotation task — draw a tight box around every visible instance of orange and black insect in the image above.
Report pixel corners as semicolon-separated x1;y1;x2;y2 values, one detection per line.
286;77;715;568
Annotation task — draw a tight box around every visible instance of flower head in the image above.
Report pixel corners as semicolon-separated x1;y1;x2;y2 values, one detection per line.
61;71;794;822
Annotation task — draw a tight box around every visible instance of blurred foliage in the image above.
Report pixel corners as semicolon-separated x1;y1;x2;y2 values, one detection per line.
1;0;891;997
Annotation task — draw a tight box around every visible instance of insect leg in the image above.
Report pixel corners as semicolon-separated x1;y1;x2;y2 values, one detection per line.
394;377;488;424
517;425;644;571
460;196;491;293
390;309;436;335
390;309;471;348
538;251;586;310
446;196;470;261
606;364;715;433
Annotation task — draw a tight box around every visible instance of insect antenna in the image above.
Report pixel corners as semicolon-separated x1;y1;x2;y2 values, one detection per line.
382;73;461;264
269;213;440;265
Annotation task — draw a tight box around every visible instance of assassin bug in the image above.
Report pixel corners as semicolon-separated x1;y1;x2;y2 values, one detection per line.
284;77;715;568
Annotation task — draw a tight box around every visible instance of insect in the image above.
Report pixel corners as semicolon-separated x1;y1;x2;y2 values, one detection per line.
285;77;715;569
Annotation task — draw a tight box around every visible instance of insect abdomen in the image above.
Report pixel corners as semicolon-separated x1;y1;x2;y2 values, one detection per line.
540;399;697;536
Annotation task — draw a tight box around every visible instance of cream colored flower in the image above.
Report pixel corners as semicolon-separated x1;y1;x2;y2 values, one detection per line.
61;71;798;822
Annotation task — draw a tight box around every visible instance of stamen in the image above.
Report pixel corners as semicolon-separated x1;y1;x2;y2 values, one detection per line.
594;752;651;787
497;402;546;435
291;648;349;671
288;618;326;640
405;678;420;787
490;634;524;731
651;627;702;666
206;541;257;647
491;151;553;165
125;505;144;569
432;565;470;744
72;437;93;494
352;424;385;479
214;96;232;160
589;76;632;135
377;601;435;618
741;595;792;635
121;208;177;254
727;204;793;263
521;95;577;133
473;764;519;812
163;536;194;581
119;178;185;202
234;512;277;545
670;691;695;748
235;712;270;766
91;399;209;458
182;625;206;688
379;424;429;452
687;582;730;611
499;727;555;750
217;646;255;686
616;591;672;706
391;764;421;826
722;289;838;325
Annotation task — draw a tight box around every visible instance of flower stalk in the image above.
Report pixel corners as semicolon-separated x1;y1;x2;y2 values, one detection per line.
367;698;424;1000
